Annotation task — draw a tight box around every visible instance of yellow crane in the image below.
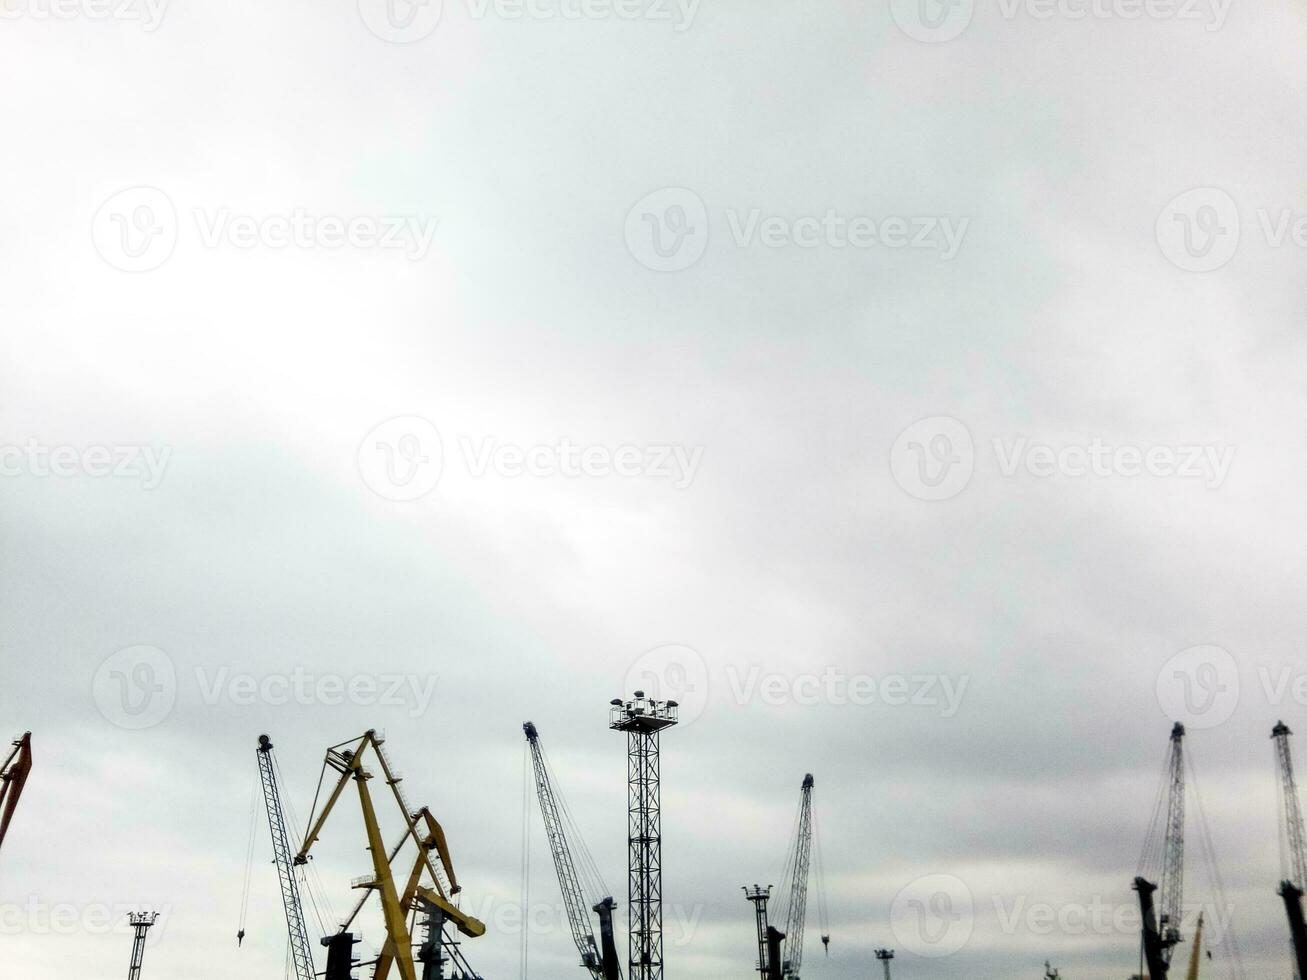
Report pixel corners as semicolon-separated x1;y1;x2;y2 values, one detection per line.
1185;912;1205;980
294;730;484;980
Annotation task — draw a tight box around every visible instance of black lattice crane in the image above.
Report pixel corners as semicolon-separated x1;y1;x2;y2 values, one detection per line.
255;734;316;980
775;775;830;979
126;912;158;980
1135;722;1188;980
0;732;32;859
524;721;621;980
1273;721;1307;980
609;691;678;980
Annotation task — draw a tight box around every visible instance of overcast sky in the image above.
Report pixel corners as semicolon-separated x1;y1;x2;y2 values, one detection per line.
4;1;1307;978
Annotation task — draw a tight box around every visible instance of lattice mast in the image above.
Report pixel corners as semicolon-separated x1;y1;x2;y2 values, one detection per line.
744;886;773;978
126;912;158;980
610;691;678;980
875;948;895;980
779;775;817;979
1135;722;1188;979
256;735;316;980
1274;721;1307;980
524;721;620;979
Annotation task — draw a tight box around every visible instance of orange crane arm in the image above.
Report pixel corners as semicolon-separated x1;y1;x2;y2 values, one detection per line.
1185;913;1204;980
0;733;32;855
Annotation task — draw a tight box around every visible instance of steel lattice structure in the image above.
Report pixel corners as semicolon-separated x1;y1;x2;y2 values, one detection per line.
779;776;815;979
126;912;158;980
610;693;678;980
524;721;612;978
1158;723;1187;958
257;735;316;980
1274;721;1307;980
1135;721;1187;980
744;886;772;978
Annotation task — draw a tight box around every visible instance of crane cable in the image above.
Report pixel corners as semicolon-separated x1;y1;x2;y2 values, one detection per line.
1187;753;1246;980
775;793;805;943
812;807;830;950
520;738;532;980
274;749;336;938
540;738;611;905
1138;746;1174;880
238;773;260;943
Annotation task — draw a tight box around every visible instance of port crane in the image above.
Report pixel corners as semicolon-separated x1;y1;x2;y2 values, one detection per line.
524;721;621;980
1273;721;1307;980
295;730;485;980
1135;723;1187;980
0;732;32;859
775;774;830;979
254;734;317;980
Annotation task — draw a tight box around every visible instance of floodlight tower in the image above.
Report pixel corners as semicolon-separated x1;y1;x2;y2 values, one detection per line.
610;691;678;980
874;948;895;980
745;886;773;978
126;912;159;980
